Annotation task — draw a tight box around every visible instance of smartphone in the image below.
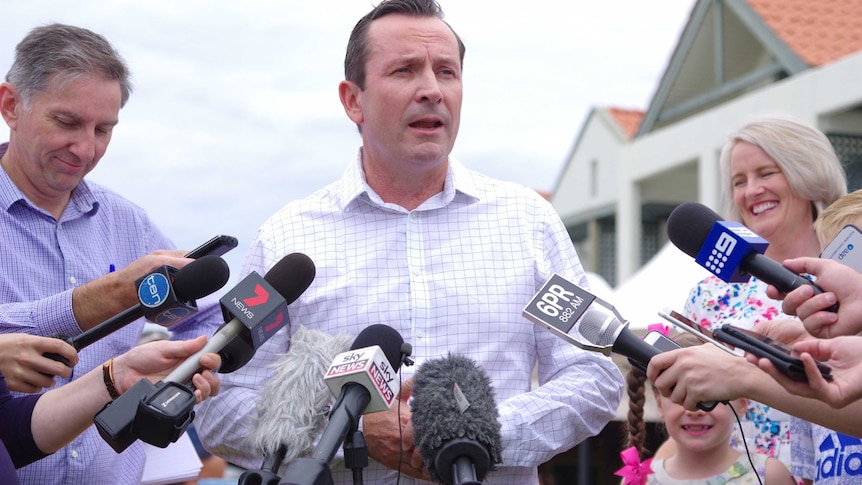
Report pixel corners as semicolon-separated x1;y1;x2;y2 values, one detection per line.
821;223;862;271
184;235;238;259
629;330;681;374
658;308;740;356
713;325;833;382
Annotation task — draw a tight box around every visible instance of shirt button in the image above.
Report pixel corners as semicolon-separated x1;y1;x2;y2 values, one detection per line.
69;276;77;285
70;450;78;459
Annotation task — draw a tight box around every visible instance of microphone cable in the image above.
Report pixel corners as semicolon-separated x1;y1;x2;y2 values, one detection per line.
728;402;764;485
395;367;404;485
394;345;414;485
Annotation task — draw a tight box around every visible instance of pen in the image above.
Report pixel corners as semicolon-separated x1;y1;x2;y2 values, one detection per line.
109;264;116;273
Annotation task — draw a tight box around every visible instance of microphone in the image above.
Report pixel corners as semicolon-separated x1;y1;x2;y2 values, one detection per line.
578;308;719;412
667;201;836;311
411;354;503;485
44;255;230;366
523;273;718;411
94;253;316;453
238;326;353;485
278;324;410;485
166;252;316;382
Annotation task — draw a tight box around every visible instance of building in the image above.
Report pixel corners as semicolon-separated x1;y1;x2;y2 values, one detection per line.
540;1;862;482
553;0;862;288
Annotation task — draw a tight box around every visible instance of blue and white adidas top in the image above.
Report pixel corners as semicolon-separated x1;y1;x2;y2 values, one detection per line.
792;418;862;483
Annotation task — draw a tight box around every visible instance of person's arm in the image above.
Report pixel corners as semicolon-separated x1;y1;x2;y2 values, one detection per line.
29;335;220;454
646;342;862;437
0;250;200;337
765;257;862;338
69;250;200;331
491;209;624;468
367;378;431;480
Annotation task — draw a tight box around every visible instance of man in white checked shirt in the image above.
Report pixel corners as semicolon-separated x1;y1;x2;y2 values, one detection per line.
196;0;624;483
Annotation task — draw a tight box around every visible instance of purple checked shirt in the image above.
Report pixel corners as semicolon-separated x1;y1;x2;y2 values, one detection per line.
0;143;222;484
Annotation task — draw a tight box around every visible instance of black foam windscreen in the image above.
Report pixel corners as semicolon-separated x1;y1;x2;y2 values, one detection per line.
351;324;405;370
667;201;723;258
264;253;316;304
172;255;230;301
412;354;502;484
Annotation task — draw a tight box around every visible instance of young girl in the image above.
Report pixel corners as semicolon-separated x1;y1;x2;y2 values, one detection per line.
619;332;795;484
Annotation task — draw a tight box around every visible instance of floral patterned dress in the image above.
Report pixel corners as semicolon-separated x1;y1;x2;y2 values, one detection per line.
683;275;793;468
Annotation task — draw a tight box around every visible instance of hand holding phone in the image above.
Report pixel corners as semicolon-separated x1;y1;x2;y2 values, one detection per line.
713;325;833;383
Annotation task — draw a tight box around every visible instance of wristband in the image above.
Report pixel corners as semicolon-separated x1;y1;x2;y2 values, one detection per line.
103;358;121;400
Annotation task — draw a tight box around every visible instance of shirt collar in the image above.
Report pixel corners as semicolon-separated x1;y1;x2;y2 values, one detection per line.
338;148;480;212
0;142;98;217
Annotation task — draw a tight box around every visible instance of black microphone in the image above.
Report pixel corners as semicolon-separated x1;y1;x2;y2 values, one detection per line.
94;253;315;453
579;307;719;412
167;252;316;381
411;354;503;485
278;324;409;485
238;327;353;485
522;273;719;412
579;309;663;370
215;254;315;374
667;201;836;311
44;255;230;366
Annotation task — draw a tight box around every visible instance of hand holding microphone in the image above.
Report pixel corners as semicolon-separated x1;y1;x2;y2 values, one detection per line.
43;255;231;368
0;334;79;393
522;273;719;411
95;253;315;453
667;201;837;310
764;257;862;338
109;335;222;404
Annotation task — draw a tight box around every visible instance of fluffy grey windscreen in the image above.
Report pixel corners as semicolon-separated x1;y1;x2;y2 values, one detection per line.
248;326;353;462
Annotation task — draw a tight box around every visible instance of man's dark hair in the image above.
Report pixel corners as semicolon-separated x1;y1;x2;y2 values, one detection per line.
344;0;466;90
6;23;133;107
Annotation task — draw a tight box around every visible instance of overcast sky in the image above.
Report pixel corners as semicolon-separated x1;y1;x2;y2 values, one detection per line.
1;0;694;277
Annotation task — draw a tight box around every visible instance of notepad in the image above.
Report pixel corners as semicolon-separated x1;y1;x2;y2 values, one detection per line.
140;433;203;485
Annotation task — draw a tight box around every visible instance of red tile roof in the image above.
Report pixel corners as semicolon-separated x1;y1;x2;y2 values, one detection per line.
747;0;862;66
607;108;645;139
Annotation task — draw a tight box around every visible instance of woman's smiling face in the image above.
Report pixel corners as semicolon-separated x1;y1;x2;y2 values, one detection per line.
730;141;813;240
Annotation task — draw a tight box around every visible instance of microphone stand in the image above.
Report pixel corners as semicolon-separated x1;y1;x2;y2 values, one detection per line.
343;429;367;485
238;444;287;485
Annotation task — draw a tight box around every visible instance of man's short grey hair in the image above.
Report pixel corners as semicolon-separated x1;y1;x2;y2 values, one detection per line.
6;23;132;107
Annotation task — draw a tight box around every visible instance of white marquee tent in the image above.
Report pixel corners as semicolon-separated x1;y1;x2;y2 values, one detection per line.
609;242;713;330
